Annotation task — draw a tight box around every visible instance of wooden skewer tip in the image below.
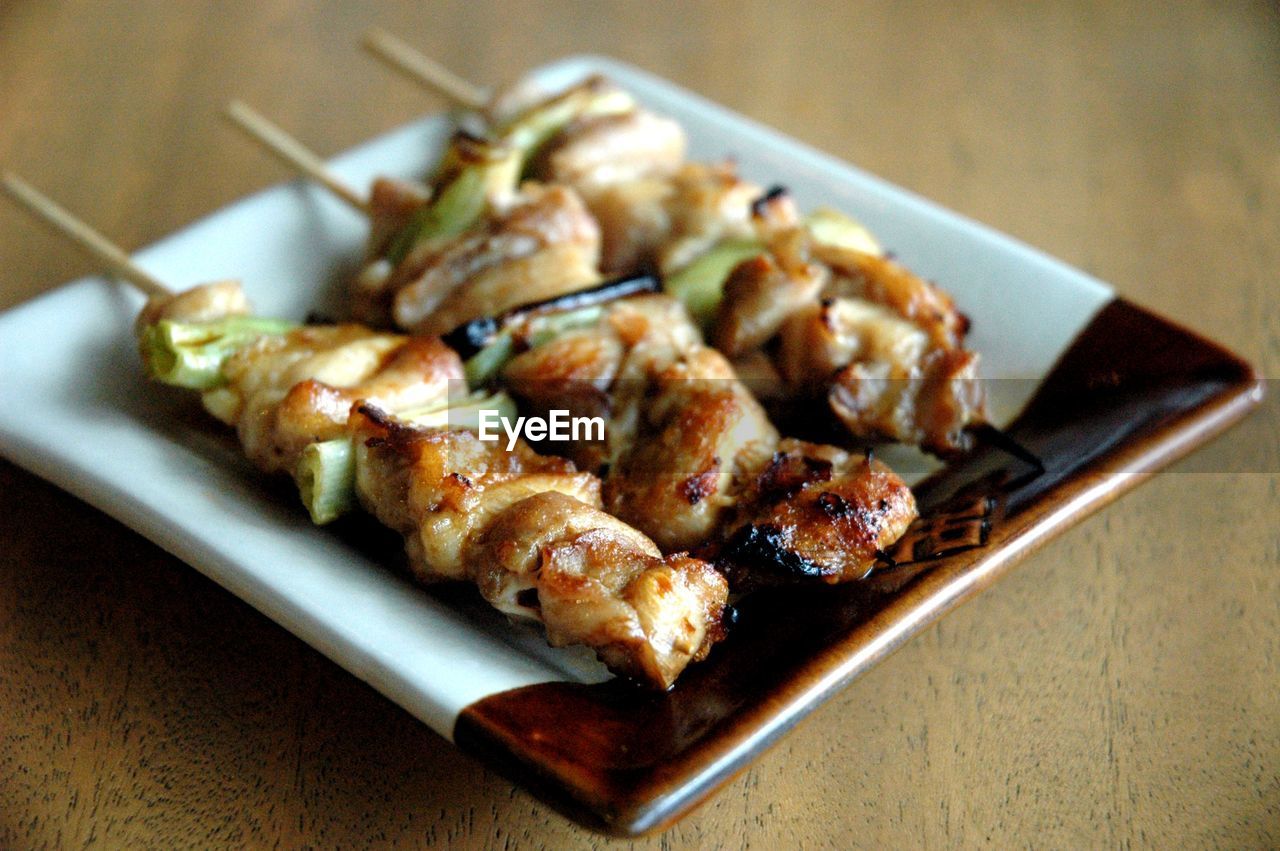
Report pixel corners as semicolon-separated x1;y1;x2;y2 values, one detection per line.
222;99;368;215
1;171;171;297
360;28;489;110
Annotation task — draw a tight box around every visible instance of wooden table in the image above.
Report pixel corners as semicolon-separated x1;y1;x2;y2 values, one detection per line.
1;1;1275;846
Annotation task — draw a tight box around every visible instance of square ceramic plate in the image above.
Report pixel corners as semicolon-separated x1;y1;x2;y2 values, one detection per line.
0;56;1261;835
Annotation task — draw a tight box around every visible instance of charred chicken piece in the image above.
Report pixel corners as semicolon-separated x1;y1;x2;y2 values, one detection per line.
530;108;686;192
720;439;917;587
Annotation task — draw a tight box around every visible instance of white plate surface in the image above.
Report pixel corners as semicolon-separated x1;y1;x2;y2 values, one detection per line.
0;56;1112;740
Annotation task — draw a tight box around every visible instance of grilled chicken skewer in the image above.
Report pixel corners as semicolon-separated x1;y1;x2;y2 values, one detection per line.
358;40;987;454
225;99;610;336
2;173;728;688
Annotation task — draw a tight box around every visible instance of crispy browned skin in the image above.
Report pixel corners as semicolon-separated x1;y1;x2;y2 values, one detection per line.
349;406;728;689
719;439;916;587
211;327;462;474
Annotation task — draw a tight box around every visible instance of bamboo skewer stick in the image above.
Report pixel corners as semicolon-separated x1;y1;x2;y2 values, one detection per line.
224;101;369;215
361;28;489;110
2;172;172;298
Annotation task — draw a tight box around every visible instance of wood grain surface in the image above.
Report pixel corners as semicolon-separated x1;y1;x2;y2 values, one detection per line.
1;1;1276;847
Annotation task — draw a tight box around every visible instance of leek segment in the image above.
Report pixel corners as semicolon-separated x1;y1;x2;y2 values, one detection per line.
661;210;881;325
497;85;635;164
139;317;296;390
462;305;605;388
385;143;521;266
383;83;633;268
662;239;764;327
805;207;882;256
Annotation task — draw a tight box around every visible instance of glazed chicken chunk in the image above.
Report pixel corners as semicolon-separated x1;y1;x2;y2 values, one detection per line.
210;327;462;474
720;439;918;587
710;224;985;455
355;181;602;335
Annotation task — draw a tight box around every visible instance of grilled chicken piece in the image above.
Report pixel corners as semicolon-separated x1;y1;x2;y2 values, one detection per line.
577;161;768;276
530;108;686;193
605;349;779;552
827;344;983;454
773;246;984;453
582;177;674;275
704;221;985;454
136;279;251;331
383;183;602;334
350;405;728;688
658;162;765;274
815;244;970;350
350;404;598;581
473;491;728;688
720;439;917;586
207;327;462;474
712;252;828;356
777;298;928;392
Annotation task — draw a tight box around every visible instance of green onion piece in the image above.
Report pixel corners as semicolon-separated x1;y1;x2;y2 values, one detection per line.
662;239;764;326
462;305;606;389
295;438;356;525
498;85;635;164
392;389;516;430
432;390;518;431
805;207;882;256
385;142;520;266
463;332;516;389
139;316;297;390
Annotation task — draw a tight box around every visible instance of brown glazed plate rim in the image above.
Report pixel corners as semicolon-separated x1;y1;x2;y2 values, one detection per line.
452;296;1263;835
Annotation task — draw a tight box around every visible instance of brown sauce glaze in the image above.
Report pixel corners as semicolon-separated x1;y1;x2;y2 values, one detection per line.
453;298;1263;835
